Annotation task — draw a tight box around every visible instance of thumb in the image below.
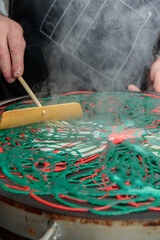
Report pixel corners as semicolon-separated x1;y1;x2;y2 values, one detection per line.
151;74;160;93
128;84;141;92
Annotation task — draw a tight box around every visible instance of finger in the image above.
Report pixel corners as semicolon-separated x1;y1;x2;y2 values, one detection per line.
0;34;15;83
23;38;26;51
152;74;160;92
128;84;141;92
8;26;24;78
149;65;160;92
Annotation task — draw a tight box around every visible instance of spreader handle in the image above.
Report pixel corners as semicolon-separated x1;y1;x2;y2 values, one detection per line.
18;76;42;107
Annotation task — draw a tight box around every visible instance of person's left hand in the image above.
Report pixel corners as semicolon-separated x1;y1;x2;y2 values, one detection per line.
128;58;160;92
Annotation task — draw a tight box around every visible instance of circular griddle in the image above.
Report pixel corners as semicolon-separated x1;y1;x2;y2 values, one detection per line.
0;92;160;240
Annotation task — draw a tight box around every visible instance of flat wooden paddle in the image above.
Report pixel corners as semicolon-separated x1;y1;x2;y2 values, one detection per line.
0;77;83;130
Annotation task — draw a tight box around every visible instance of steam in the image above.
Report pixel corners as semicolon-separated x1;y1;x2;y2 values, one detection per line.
40;0;160;94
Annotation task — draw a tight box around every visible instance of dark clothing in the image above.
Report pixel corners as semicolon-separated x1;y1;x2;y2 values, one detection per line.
0;0;50;100
1;0;160;100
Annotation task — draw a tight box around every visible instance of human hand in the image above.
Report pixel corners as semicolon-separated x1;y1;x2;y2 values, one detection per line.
0;15;26;83
128;58;160;92
149;57;160;92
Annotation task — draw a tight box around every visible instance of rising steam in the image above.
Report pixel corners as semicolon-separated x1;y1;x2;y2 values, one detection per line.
38;0;160;94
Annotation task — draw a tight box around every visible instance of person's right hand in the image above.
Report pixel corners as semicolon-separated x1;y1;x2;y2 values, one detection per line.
0;15;26;83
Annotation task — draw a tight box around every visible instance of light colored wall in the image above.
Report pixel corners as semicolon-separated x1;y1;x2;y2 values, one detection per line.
0;0;7;15
4;0;9;12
